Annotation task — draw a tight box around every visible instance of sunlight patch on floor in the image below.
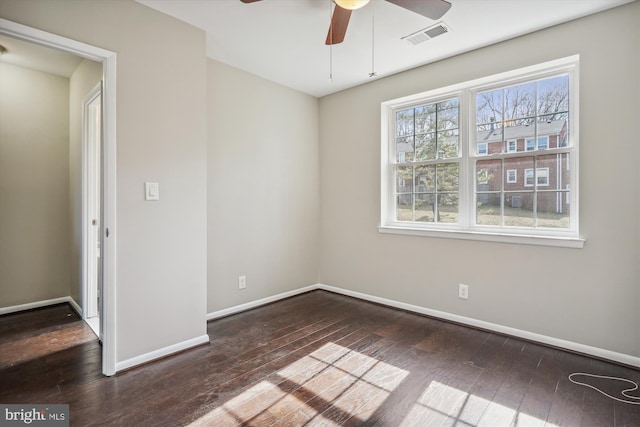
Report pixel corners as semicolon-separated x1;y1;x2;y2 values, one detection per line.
187;341;409;426
400;381;559;427
0;323;95;369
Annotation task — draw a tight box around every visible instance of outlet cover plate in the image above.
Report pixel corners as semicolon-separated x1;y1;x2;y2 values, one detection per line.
459;284;469;300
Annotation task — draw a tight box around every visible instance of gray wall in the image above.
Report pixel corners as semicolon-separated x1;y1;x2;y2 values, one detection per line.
318;3;640;358
0;63;71;307
1;0;208;362
207;59;319;312
68;58;102;308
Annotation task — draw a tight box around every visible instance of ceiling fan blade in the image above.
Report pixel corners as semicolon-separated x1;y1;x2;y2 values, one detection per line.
385;0;452;20
240;0;262;3
325;5;352;45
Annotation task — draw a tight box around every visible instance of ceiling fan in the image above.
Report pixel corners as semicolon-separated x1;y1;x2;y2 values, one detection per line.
240;0;452;45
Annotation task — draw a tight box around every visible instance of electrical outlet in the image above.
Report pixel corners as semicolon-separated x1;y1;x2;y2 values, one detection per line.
459;283;469;300
238;275;246;290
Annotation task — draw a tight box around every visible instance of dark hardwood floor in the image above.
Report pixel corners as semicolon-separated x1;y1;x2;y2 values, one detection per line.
1;290;638;426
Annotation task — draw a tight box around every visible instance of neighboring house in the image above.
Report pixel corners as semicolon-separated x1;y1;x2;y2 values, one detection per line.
476;119;569;214
395;119;570;216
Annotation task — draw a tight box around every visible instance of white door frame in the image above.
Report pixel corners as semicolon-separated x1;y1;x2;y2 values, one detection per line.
0;18;118;376
82;83;102;323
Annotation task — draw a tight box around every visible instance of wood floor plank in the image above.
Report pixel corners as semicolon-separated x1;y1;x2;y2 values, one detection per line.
1;290;637;427
0;304;79;345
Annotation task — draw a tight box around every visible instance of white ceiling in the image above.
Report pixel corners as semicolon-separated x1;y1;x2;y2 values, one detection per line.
137;0;633;97
0;34;83;77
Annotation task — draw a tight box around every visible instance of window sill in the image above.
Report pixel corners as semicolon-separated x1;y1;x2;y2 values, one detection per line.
378;225;585;249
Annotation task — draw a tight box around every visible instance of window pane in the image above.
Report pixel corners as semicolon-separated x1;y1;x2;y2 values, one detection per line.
396;109;414;137
396;136;413;162
437;163;459;192
438;131;458;159
415;194;435;222
504;192;534;227
537;192;570;228
415;104;436;134
476;126;501;154
505;157;534;188
438;194;458;223
395;195;413;221
537;154;568;189
415;133;435;161
437;99;459;159
505;82;535;122
396;166;413;193
505;119;534;154
437;99;459;131
476;89;503;128
415;165;435;192
537;75;569;117
476;159;501;192
476;193;502;226
538;116;568;147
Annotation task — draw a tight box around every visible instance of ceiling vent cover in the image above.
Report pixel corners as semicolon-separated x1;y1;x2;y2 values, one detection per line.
403;22;450;45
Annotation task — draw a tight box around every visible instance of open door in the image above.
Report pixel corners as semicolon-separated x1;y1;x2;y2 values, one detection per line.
83;82;102;340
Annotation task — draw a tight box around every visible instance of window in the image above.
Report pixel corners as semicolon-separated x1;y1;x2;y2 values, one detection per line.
527;136;549;151
380;56;581;247
537;136;549;150
525;138;535;151
524;168;549;187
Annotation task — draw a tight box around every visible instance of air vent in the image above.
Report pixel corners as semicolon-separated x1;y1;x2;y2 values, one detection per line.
403;22;450;46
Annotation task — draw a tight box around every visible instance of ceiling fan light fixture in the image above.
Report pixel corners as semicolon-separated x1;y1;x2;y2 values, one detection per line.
334;0;369;10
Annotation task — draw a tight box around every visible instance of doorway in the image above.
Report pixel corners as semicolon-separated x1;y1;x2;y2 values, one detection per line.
0;18;117;376
83;83;102;339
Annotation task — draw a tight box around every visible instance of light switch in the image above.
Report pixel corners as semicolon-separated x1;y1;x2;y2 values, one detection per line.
145;182;159;201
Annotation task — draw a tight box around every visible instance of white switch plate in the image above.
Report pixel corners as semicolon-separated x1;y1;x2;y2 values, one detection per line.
145;182;159;201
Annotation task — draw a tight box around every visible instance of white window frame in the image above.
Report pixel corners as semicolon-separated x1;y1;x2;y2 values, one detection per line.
525;138;536;151
526;136;549;151
524;168;549;187
379;55;582;248
507;139;517;153
477;143;488;156
506;169;517;184
537;136;549;150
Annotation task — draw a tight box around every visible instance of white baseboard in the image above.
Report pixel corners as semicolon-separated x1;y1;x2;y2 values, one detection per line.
0;296;74;316
206;285;318;321
68;297;82;317
116;334;210;373
315;283;640;368
206;283;640;368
